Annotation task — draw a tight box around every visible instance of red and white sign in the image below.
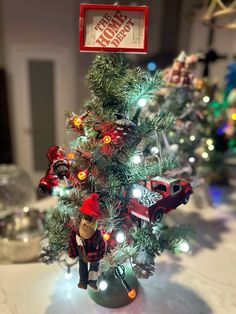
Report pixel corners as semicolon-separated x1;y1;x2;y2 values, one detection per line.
79;4;148;53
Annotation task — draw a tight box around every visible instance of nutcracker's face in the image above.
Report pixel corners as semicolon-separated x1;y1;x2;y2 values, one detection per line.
79;215;97;239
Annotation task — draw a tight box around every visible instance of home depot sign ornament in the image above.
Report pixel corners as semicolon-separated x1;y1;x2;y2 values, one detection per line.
80;4;148;53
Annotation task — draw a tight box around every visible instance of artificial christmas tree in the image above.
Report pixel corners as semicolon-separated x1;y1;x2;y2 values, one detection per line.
144;51;207;185
39;54;194;307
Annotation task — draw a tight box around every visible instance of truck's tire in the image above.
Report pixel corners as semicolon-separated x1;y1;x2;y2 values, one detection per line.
183;192;190;204
154;209;164;222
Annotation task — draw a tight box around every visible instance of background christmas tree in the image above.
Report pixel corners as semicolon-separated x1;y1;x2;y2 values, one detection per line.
143;52;208;185
39;54;194;307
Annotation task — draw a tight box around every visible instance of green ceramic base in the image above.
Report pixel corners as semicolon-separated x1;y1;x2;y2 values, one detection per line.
87;266;139;308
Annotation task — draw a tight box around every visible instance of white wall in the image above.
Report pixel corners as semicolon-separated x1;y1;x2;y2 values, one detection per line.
1;0;163;109
1;0;163;175
0;0;5;67
1;0;81;105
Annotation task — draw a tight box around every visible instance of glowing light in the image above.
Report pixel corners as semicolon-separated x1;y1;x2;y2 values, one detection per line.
23;207;29;213
132;155;141;164
116;232;125;243
77;171;87;181
201;152;209;159
23;237;29;243
179;138;185;144
67;152;75;160
128;289;137;299
231;112;236;120
147;61;157;72
99;280;108;291
206;139;213;145
138;98;147;107
170;144;179;153
103;135;112;144
132;188;142;198
102;233;111;241
151;146;159;155
208;145;215;151
179;241;190;253
189;157;195;163
65;271;73;280
73;116;83;127
53;187;67;197
203;96;210;103
190;135;196;141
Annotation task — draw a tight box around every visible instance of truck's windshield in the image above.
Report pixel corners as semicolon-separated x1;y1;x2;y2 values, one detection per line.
152;183;167;192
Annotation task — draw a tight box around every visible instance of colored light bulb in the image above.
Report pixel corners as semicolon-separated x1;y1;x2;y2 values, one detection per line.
128;289;136;299
66;152;75;160
73;116;82;126
231;112;236;121
102;233;111;241
103;135;112;144
77;171;87;181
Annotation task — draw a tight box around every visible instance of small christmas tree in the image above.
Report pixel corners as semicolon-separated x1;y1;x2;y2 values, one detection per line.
144;52;209;185
39;54;194;307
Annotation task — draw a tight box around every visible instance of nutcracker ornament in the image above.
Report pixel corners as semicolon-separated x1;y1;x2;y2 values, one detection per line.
39;145;71;194
68;193;106;291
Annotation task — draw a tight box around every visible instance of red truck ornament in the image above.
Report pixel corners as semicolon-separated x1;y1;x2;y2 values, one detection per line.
126;176;193;222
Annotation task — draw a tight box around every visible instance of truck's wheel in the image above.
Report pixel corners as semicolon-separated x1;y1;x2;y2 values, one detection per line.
183;192;190;204
154;209;164;222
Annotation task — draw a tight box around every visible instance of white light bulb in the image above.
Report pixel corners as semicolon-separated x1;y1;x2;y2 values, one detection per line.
189;157;195;163
99;280;108;291
190;135;196;141
65;272;73;280
179;241;190;253
116;232;125;243
201;152;209;159
23;207;29;213
206;139;213;145
59;188;65;196
203;96;210;103
132;155;141;164
133;188;142;198
208;145;215;151
23;237;29;243
138;98;147;107
52;187;59;195
151;146;159;155
170;144;179;153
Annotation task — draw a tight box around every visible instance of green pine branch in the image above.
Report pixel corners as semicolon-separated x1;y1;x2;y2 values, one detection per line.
43;206;72;259
127;155;179;184
138;112;175;137
87;54;162;114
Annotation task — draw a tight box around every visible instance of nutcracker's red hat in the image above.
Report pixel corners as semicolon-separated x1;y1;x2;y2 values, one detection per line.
47;146;60;163
79;193;101;219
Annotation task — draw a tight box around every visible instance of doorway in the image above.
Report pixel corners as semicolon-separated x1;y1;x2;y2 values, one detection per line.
8;45;76;185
